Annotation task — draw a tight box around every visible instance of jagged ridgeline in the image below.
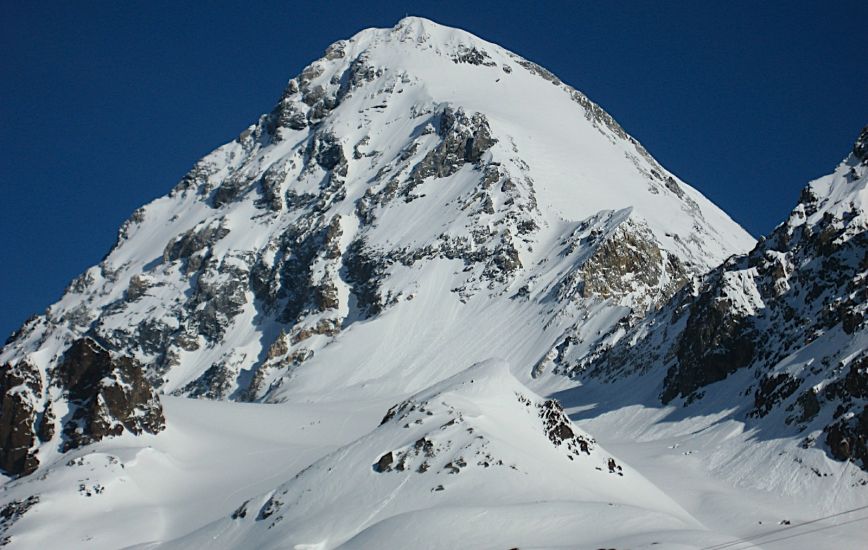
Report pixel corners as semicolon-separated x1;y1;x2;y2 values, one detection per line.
1;17;755;477
583;126;868;469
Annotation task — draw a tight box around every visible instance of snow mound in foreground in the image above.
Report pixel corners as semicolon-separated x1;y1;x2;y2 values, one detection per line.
159;359;707;549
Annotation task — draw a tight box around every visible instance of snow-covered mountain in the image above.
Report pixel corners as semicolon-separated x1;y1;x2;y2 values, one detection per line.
1;16;865;550
0;16;752;474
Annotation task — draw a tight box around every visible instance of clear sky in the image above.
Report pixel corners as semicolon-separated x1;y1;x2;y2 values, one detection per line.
1;1;866;340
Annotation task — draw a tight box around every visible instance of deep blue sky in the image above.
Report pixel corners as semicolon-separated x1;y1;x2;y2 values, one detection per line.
1;1;866;340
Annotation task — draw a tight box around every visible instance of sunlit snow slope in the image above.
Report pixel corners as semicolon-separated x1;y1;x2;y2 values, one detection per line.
1;17;753;414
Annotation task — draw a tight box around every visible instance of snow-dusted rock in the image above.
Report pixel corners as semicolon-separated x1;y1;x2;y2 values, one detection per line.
585;125;868;469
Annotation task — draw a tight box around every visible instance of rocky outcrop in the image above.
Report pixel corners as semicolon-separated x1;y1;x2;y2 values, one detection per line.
342;239;388;317
536;398;595;456
0;338;165;478
452;45;496;66
661;271;757;404
57;338;165;451
180;362;235;400
577;216;688;313
1;17;753;421
532;212;692;379
853;125;868;165
406;107;496;194
820;354;868;468
0;361;42;477
162;220;230;271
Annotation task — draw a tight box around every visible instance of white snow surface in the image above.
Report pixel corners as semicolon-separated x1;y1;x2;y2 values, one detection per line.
1;16;864;550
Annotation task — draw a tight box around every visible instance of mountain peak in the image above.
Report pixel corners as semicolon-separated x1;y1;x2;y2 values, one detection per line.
336;16;486;56
392;15;443;35
787;124;868;230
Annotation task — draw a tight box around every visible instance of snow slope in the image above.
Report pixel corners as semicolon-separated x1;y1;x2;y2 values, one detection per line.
158;361;712;550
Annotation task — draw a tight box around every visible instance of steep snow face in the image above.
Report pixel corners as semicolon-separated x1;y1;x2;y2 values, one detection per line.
1;17;750;478
156;361;707;550
580;126;868;472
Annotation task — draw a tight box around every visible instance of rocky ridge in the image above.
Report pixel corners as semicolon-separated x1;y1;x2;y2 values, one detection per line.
582;126;868;469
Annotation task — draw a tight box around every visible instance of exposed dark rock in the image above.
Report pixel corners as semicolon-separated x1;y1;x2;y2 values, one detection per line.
231;500;250;520
2;337;167;479
290;319;341;345
375;451;394;472
825;406;868;468
212;173;257;208
190;254;252;342
407;108;496;194
310;132;348;176
853;125;868;164
269;83;308;136
343;239;388;317
181;363;235;400
536;398;594;458
508;54;561;85
256;162;289;211
266;332;290;361
35;402;55;443
585;126;868;471
163;221;230;266
452;46;495;66
125;274;151;302
661;281;756;404
579;219;687;312
57;338;165;451
0;361;42;477
324;40;345;60
3;315;39;348
380;404;400;426
251;216;345;329
751;373;801;418
484;239;523;281
171;161;218;196
787;389;821;425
